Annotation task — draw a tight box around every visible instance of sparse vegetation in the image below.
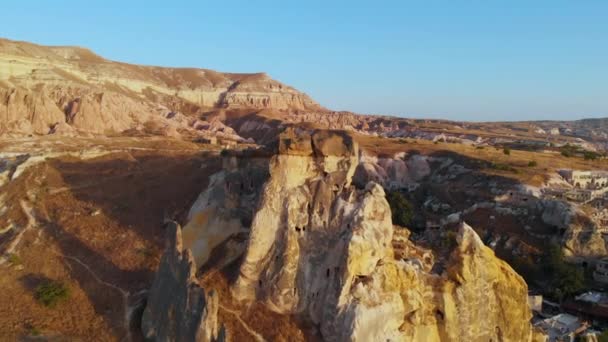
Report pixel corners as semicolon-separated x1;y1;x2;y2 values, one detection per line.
489;162;518;173
7;253;21;265
440;230;458;250
527;160;537;167
543;244;585;301
386;190;413;227
560;144;578;158
29;326;41;336
476;146;484;150
136;246;155;258
584;151;600;160
35;280;70;307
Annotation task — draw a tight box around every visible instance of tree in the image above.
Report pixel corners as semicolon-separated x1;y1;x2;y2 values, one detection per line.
386;191;413;227
584;151;599;160
35;280;70;308
544;244;585;301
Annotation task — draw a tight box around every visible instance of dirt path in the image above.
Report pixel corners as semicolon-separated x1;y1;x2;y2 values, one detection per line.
0;200;35;264
55;252;134;341
219;304;267;342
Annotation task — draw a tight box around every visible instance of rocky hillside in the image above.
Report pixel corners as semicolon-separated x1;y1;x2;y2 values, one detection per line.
142;128;545;341
0;38;322;137
2;37;607;153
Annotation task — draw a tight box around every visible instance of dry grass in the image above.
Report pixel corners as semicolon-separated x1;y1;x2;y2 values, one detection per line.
0;141;222;339
355;134;608;186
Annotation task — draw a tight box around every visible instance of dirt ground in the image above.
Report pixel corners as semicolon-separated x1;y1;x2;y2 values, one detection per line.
355;134;608;186
0;138;222;340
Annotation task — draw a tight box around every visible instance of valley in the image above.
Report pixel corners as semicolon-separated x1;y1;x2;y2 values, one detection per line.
0;37;607;341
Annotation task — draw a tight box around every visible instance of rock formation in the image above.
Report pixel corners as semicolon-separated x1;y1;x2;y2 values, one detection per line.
224;128;541;341
353;152;431;190
0;38;321;137
141;222;221;342
182;152;270;267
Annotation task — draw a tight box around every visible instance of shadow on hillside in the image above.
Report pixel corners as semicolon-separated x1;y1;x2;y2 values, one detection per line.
37;215;152;340
46;151;222;247
406;149;557;259
18;273;53;292
31;151;222;339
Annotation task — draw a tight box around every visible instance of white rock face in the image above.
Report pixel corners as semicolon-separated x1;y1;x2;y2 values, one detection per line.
183;157;269;266
354;153;431;190
224;129;541;341
142;222;221;342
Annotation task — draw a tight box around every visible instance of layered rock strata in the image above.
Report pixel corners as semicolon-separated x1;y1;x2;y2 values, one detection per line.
0;38;321;137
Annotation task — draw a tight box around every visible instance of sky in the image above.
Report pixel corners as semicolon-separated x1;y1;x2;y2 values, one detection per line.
1;1;607;121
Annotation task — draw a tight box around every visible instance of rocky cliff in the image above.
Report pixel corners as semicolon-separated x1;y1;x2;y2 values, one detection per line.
148;129;539;341
0;38;322;137
141;222;223;342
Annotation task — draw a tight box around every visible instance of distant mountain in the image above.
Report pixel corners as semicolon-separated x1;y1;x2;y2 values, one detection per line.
0;37;322;137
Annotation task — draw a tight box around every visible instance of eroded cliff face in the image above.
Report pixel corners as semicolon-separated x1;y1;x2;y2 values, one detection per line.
0;38;322;137
224;129;539;341
141;222;222;342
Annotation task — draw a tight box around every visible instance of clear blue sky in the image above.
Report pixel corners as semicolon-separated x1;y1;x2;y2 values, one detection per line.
2;1;607;121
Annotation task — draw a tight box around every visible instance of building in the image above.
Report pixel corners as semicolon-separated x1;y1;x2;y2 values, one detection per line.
564;189;592;202
534;313;588;342
560;170;608;189
562;291;608;323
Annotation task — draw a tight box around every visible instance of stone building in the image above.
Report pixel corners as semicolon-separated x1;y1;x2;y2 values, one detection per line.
560;170;608;189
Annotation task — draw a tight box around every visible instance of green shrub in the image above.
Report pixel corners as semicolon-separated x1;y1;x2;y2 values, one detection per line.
220;149;229;157
7;253;21;265
560;144;578;158
527;160;538;167
544;244;585;301
503;147;511;155
28;326;41;336
441;230;458;250
476;146;484;150
386;191;413;227
584;151;599;160
35;280;70;307
489;163;518;173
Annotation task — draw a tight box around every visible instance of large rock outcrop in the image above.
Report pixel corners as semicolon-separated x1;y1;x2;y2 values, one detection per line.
226;129;540;341
141;222;221;342
182;153;270;267
0;37;322;137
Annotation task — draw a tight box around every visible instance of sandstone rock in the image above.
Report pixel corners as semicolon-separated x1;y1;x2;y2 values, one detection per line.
224;129;539;341
0;38;321;138
278;127;313;156
141;222;221;342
